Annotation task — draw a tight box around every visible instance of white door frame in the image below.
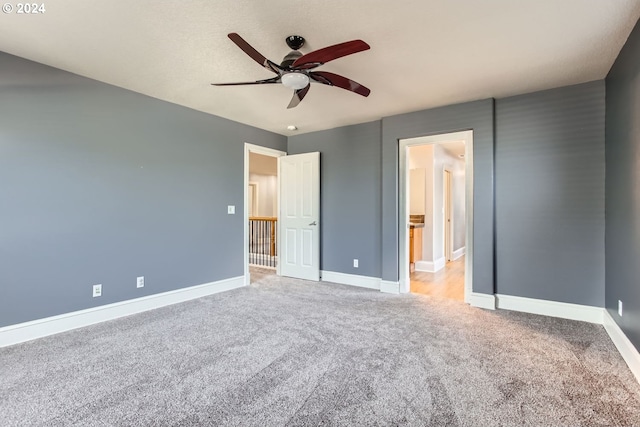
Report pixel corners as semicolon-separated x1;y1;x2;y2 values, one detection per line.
244;143;286;285
398;130;474;303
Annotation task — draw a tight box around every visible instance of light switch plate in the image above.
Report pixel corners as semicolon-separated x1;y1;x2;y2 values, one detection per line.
227;205;235;214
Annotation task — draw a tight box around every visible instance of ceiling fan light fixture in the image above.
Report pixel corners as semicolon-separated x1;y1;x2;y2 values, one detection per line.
281;72;310;90
214;33;371;108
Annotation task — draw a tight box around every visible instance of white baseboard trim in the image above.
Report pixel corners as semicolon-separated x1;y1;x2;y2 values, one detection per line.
468;292;496;310
415;257;446;273
453;247;465;260
0;276;245;348
414;261;433;272
380;280;400;294
603;310;640;384
321;271;380;290
495;294;603;324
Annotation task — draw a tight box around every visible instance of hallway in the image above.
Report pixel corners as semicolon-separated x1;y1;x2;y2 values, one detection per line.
410;256;464;301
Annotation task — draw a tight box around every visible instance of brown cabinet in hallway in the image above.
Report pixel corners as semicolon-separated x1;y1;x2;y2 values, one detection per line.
409;226;422;264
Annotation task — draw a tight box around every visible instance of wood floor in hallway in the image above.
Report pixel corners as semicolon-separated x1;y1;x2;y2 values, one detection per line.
410;256;465;301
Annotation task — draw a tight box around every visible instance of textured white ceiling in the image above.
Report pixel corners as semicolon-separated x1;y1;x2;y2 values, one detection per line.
1;0;639;136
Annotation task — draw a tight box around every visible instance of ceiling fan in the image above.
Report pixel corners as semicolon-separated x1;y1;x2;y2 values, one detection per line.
212;33;371;109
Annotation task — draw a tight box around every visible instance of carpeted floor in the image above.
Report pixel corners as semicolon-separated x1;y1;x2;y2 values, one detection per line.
1;269;639;426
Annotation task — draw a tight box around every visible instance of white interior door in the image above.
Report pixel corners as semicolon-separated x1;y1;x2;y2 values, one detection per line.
279;152;320;281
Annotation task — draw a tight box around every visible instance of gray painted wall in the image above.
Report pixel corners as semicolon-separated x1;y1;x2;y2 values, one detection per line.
289;99;494;295
495;81;606;306
1;43;627;336
0;52;286;327
291;86;606;307
288;121;382;278
381;100;495;294
605;18;640;349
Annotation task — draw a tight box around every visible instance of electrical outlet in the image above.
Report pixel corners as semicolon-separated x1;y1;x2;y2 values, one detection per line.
353;259;359;268
92;284;102;298
137;276;145;288
618;300;623;317
227;205;235;214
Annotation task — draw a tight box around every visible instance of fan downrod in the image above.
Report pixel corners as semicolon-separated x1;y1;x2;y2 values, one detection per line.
286;35;305;50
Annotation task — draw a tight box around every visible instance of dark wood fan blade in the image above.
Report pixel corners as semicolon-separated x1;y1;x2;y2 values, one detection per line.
287;84;310;109
292;40;370;70
211;76;280;86
227;33;280;74
310;71;370;97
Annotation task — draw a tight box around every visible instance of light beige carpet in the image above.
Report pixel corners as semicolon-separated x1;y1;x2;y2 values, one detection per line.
1;268;639;426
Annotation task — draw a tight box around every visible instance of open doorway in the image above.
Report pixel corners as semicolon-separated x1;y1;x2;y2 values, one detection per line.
244;143;286;285
399;130;473;303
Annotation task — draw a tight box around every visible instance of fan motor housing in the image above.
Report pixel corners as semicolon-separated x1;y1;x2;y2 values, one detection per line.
281;50;303;69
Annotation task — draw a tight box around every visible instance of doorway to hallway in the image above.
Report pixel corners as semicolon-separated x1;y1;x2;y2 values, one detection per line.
244;143;286;285
248;151;279;270
399;130;473;303
244;143;321;286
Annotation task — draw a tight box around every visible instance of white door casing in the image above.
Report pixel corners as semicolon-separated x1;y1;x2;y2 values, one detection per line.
279;152;320;281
